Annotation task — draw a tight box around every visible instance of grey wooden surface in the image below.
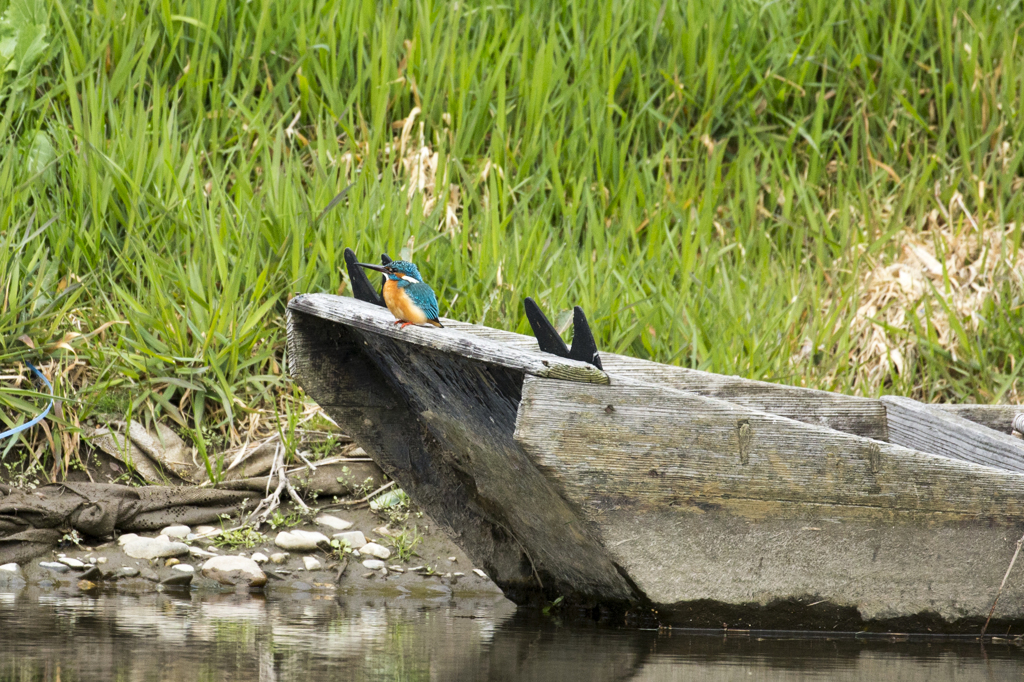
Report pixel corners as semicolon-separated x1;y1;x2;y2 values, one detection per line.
514;375;1024;520
288;294;610;384
287;305;638;606
513;375;1024;622
883;395;1024;473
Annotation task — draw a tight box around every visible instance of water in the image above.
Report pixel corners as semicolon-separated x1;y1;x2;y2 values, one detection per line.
0;589;1021;681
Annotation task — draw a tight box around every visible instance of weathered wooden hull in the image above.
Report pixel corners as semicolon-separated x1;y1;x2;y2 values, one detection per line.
287;294;1024;631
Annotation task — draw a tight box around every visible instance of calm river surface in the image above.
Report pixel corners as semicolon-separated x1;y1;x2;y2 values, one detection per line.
1;589;1021;681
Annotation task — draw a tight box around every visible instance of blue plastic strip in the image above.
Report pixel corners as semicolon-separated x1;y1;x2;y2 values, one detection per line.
0;362;54;441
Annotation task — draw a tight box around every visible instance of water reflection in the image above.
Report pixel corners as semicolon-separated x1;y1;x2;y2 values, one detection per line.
0;588;1020;681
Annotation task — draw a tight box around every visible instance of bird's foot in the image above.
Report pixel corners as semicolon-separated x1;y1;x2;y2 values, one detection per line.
396;321;414;329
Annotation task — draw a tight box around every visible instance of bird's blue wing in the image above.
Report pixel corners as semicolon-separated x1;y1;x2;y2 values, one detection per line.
405;282;440;319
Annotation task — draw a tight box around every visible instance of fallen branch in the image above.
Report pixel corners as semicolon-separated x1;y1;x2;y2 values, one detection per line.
246;442;310;526
982;531;1024;635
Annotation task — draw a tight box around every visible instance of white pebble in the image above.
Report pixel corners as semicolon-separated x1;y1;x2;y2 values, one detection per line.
359;542;391;560
275;530;329;551
171;564;195;574
0;563;20;573
332;531;367;549
96;557;108;565
58;557;86;569
251;553;269;564
159;525;191;539
361;559;385;570
447;556;457;562
315;515;354;531
302;556;322;571
270;553;288;564
473;568;487;578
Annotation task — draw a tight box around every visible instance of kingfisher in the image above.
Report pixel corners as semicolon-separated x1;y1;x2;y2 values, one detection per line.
356;260;444;329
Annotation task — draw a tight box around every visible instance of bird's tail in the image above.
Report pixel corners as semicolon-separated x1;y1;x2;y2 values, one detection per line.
427;319;444;328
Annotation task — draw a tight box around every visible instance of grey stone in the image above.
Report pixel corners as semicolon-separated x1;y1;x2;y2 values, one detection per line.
315;515;353;531
269;553;288;564
332;531;367;549
360;542;391;560
115;567;140;579
39;562;70;573
161;573;193;587
79;566;102;581
171;564;195;574
362;559;385;570
251;552;269;564
58;557;86;569
201;556;267;587
123;538;190;560
302;556;322;571
274;530;329;551
139;567;160;582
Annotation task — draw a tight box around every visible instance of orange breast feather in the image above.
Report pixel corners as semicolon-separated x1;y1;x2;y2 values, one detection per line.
383;280;428;324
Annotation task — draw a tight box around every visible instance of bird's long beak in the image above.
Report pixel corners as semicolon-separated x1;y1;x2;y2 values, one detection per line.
356;262;389;273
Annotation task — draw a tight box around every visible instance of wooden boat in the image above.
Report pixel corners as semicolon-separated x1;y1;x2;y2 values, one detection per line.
286;255;1024;632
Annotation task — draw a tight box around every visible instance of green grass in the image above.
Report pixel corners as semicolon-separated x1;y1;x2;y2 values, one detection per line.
1;0;1022;476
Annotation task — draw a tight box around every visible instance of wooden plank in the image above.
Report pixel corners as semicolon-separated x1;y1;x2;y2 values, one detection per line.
513;376;1024;519
930;403;1024;434
287;295;609;385
451;320;1024;441
882;395;1024;473
513;376;1024;622
286;308;637;605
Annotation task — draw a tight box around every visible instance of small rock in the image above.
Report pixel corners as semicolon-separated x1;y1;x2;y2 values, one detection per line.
117;533;140;546
269;553;288;564
361;572;375;579
115;567;140;579
77;580;97;591
373;525;394;537
139;568;160;582
188;546;218;559
362;559;385;570
161;573;193;587
123;538;190;560
0;563;21;573
473;569;487;578
88;557;97;564
274;530;329;551
165;558;180;567
389;566;405;573
332;531;366;549
79;566;101;581
453;572;465;577
160;525;191;539
302;556;322;571
96;557;108;565
59;557;86;569
251;553;269;564
39;562;70;573
315;515;354;531
201;556;267;587
194;525;219;536
447;556;457;563
360;543;391;560
171;564;195;574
